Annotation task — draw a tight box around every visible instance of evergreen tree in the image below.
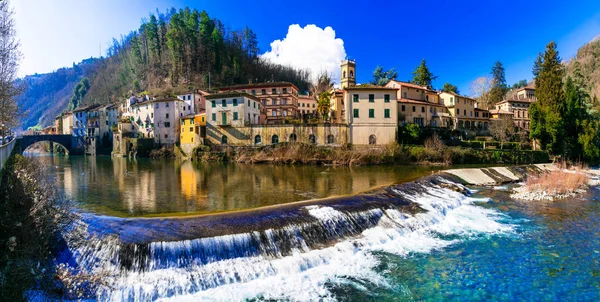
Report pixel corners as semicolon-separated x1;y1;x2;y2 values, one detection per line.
530;41;565;155
411;59;437;88
371;66;397;86
442;83;459;94
489;61;507;105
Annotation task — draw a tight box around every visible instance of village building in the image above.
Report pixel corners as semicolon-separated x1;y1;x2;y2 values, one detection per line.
438;92;486;129
343;84;399;145
386;80;452;128
298;94;317;118
218;82;299;124
60;112;73;135
205;92;261;129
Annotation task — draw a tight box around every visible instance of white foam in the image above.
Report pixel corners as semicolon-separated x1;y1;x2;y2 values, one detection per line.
71;180;514;301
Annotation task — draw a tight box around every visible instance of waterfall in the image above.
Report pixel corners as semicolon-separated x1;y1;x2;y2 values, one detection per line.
62;176;514;301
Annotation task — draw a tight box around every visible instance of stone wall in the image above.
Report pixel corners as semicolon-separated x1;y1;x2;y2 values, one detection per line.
0;138;15;172
112;132;154;157
206;124;349;146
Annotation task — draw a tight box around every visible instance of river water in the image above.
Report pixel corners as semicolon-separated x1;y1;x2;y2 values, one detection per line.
36;155;600;301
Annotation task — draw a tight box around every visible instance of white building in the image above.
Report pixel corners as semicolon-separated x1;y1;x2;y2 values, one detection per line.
153;97;187;146
205;92;262;127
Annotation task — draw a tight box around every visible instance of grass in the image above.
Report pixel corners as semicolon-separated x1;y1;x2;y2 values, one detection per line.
525;169;589;195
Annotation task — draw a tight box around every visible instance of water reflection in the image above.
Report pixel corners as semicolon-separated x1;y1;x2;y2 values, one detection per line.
45;156;436;217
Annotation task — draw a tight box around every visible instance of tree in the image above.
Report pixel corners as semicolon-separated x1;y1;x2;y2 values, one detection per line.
442;83;459;94
371;65;397;86
0;0;23;135
310;72;334;121
563;76;587;158
411;59;437;88
511;79;528;89
469;76;494;109
489;61;508;105
530;41;565;155
489;116;514;149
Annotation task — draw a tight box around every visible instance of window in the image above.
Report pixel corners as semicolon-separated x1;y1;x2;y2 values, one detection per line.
412;106;416;112
189;127;193;132
212;113;216;121
251;90;256;95
369;109;374;118
233;112;238;120
369;94;374;102
164;122;171;127
456;109;459;115
166;114;169;119
369;135;376;145
413;117;424;127
166;102;169;107
221;135;227;144
272;88;277;94
327;134;335;144
164;134;168;138
402;105;406;112
426;95;429;102
272;111;276;117
261;89;266;95
222;100;226;107
283;88;287;94
151;113;153;118
289;133;297;142
255;135;262;144
353;94;359;102
353;109;359;118
271;135;279;144
254;102;256;109
384;94;390;103
384;109;390;118
233;99;238;106
248;100;250;106
212;101;216;108
155;104;159;109
450;97;454;104
421;107;425;113
181;120;185;126
309;134;316;144
403;92;407;98
464;110;466;115
191;119;194;124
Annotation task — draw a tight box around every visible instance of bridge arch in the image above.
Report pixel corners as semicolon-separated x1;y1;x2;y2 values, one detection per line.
16;135;84;155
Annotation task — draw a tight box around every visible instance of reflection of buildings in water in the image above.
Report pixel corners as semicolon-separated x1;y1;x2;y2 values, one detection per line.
112;157;157;214
180;161;208;206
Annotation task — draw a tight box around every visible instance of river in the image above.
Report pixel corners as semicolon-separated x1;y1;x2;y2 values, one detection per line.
35;154;600;301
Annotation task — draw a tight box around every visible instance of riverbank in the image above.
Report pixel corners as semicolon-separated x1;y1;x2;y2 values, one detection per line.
191;143;550;166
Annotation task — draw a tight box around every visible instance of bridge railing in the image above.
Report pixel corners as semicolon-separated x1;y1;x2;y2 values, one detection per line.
0;137;16;172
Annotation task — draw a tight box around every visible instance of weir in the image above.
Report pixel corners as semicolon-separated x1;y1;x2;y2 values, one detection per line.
62;172;518;300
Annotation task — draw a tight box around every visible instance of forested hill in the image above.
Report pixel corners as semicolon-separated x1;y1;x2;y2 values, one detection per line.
16;58;100;131
566;35;600;102
84;7;311;104
17;7;311;130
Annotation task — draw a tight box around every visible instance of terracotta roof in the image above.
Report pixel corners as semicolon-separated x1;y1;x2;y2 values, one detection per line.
398;98;445;107
344;84;398;91
387;80;434;92
497;98;536;104
516;85;535;92
438;91;476;101
474;108;489;112
489;108;512;115
204;92;259;101
219;82;299;91
73;103;101;112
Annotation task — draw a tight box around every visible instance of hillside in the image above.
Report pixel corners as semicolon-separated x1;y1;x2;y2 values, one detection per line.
565;35;600;101
16;7;311;130
16;58;100;131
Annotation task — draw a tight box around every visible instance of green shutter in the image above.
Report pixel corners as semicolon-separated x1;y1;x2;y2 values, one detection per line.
212;101;216;108
353;94;359;102
353;109;359;118
384;94;390;103
233;112;238;120
384;109;390;118
369;109;374;118
369;94;374;102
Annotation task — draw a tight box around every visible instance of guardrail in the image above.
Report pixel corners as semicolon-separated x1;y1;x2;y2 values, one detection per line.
0;138;16;172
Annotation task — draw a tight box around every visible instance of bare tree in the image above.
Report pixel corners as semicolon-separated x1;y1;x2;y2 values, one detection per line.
469;76;494;109
489;116;515;149
0;0;23;139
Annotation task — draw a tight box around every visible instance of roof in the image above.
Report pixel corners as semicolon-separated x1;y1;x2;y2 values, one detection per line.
516;85;535;92
204;92;259;101
489;108;513;115
438;91;476;101
398;98;445;107
73;103;101;112
474;108;489;112
219;81;299;91
344;84;398;91
182;114;197;119
497;98;536;105
387;80;435;92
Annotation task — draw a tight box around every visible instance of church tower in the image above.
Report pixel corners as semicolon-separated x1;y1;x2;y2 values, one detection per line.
340;59;356;89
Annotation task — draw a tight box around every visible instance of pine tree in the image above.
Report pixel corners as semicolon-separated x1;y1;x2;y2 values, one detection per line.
489;61;507;104
530;41;565;155
371;66;397;86
411;59;437;88
442;83;459;94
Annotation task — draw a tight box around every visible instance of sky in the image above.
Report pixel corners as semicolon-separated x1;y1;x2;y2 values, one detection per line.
14;0;600;95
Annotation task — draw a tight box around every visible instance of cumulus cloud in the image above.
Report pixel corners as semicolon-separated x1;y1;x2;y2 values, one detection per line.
261;24;347;86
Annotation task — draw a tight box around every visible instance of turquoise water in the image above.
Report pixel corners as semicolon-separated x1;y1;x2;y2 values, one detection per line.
332;187;600;301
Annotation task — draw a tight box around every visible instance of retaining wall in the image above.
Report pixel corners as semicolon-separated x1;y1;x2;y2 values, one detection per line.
0;139;16;172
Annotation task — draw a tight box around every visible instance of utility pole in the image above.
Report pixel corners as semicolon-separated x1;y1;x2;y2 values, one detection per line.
208;72;211;90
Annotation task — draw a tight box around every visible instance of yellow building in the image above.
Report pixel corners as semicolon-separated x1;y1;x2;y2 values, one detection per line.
180;114;201;155
438;91;487;129
386;80;452;128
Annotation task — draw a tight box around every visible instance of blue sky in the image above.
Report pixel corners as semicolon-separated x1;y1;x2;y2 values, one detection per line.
14;0;600;95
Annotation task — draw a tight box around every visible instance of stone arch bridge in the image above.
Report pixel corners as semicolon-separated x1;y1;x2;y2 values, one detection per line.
16;135;85;155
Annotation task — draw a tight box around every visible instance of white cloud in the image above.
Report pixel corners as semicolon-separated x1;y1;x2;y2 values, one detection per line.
261;24;346;86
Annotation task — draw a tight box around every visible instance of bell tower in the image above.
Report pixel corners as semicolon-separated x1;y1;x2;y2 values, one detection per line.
340;59;356;89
